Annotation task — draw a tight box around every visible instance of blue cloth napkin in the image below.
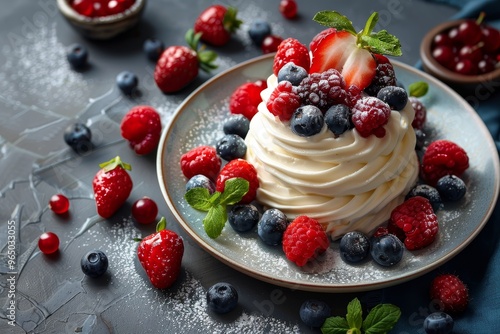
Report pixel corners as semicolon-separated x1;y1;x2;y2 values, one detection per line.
387;1;500;332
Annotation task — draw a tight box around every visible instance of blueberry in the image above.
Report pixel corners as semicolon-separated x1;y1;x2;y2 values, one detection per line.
223;114;250;139
63;122;93;154
436;175;467;201
415;128;426;150
290;105;324;137
277;62;308;86
370;234;404;267
257;208;288;246
81;250;108;278
143;38;164;61
406;184;443;212
324;104;352;136
299;299;331;328
339;231;370;263
248;20;272;46
206;282;238;314
66;43;88;69
216;134;247;161
186;174;216;194
376;86;408;111
228;204;260;233
116;71;138;95
423;312;454;334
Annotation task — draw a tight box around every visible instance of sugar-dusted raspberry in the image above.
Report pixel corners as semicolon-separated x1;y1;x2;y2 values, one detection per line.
351;96;391;138
229;81;265;120
273;38;310;76
282;215;330;267
389;196;439;250
180;145;221;181
266;81;301;121
410;96;427;130
421;139;469;186
296;69;350;111
430;274;469;314
215;159;259;204
364;55;397;96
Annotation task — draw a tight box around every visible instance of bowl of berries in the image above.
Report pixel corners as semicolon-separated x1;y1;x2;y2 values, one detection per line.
420;15;500;93
57;0;146;40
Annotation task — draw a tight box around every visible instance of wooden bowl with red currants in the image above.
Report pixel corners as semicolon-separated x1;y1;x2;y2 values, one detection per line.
420;15;500;94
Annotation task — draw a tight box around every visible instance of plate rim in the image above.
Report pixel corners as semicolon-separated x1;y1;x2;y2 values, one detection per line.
156;53;500;293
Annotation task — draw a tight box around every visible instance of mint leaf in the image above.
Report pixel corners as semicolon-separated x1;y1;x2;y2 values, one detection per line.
360;31;402;56
313;11;357;35
321;316;350;334
203;204;227;238
346;298;363;331
361;12;378;37
220;178;249;205
409;81;429;97
362;304;401;334
184;187;213;211
156;217;167;232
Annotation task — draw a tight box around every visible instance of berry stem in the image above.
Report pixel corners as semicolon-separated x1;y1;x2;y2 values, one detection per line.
98;156;132;172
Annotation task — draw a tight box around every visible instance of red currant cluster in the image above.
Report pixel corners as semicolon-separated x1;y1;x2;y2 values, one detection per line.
71;0;136;18
431;16;500;75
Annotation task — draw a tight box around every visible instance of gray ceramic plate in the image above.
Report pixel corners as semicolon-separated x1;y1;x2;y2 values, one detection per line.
157;54;500;292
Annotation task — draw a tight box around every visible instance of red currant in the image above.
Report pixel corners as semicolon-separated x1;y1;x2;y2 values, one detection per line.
49;194;70;214
38;232;60;254
261;35;284;54
279;0;298;19
132;197;158;224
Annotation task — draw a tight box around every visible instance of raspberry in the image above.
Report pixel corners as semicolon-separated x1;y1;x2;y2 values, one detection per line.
180;145;221;181
215;159;259;204
372;226;389;238
229;81;266;120
389;196;439;250
410;96;427;130
296;69;350;111
282;216;330;267
273;38;310;76
421;140;469;186
120;106;162;155
430;274;469;314
364;57;397;96
351;96;391;138
266;81;301;121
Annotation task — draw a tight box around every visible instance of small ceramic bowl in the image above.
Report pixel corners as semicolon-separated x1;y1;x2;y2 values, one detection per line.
57;0;147;40
420;19;500;94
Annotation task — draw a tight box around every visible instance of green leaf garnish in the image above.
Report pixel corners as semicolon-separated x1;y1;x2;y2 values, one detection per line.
203;205;227;239
156;217;167;232
321;316;350;334
346;298;363;331
98;156;131;172
408;81;429;97
363;304;401;334
313;11;356;35
220;178;250;205
185;187;213;211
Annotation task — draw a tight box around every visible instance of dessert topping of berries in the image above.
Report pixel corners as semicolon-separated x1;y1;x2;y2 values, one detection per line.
290;105;325;137
430;274;469;314
120;105;162;155
193;5;242;46
421;139;469;186
258;208;289;246
223;114;250;139
215;159;259;204
180;145;221;181
351;96;391;138
364;54;397;96
273;38;310;76
228;204;260;233
277;63;308;86
266;81;301;121
229;81;266;120
339;231;370;263
216;134;247;161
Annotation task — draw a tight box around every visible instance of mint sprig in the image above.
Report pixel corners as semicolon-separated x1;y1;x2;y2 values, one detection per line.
184;178;249;239
321;298;401;334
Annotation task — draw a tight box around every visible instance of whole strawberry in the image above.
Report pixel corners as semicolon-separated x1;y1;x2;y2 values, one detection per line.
137;217;184;289
93;156;133;218
430;274;469;314
194;5;242;46
155;30;217;93
120;105;162;155
215;159;259;204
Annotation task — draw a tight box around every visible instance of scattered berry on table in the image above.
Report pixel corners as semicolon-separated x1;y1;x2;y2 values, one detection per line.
193;5;242;46
228;204;260;233
116;71;138;95
273;38;310;76
376;85;408;111
229;81;265;120
206;282;239;314
223;114;250;139
290;105;325;137
137;218;184;289
266;81;301;121
49;194;70;214
279;0;298;20
132;197;158;225
216;134;247;161
296;69;350;111
364;55;397;96
63;122;92;154
92;156;133;218
81;250;109;278
215;159;259;204
339;231;370;264
410;96;427;130
38;232;60;255
421;140;469;187
406;184;443;212
185;174;216;194
277;63;308;86
248;20;271;46
351;96;391;138
389;196;438;250
261;35;284;54
370;233;404;267
282;215;330;266
423;312;454;334
143;38;164;61
436;175;467;202
257;208;288;246
299;299;331;328
324;104;352;137
430;274;469;314
120;105;162;155
180;145;221;181
66;43;88;69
